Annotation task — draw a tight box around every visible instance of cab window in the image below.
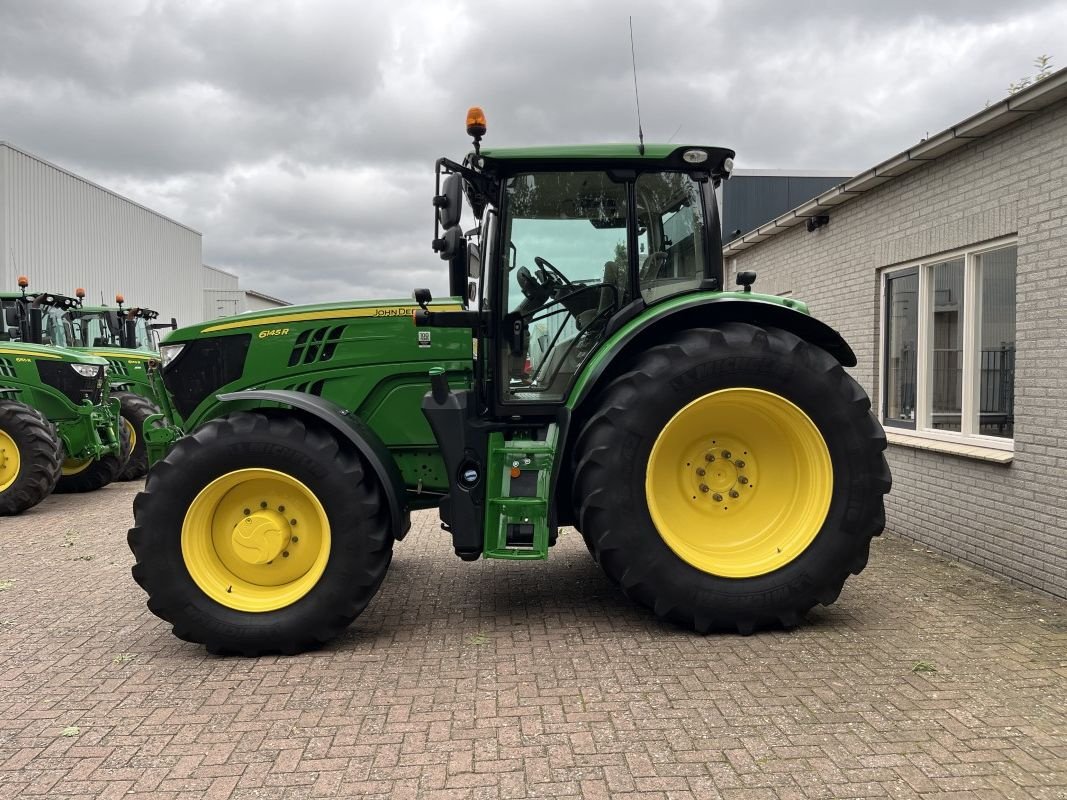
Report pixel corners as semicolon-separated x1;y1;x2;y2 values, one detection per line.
500;171;630;402
636;172;708;303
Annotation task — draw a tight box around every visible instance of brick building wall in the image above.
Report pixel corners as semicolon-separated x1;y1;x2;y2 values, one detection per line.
725;98;1067;599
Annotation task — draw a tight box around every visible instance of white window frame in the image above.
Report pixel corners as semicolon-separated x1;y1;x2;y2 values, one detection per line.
878;235;1016;452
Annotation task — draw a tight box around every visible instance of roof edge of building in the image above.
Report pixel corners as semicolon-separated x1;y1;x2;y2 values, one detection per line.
723;66;1067;256
0;141;202;236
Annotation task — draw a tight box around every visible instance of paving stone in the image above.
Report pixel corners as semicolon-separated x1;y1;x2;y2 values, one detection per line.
0;481;1065;799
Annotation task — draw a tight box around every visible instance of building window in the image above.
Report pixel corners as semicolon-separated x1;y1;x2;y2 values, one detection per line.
881;240;1016;444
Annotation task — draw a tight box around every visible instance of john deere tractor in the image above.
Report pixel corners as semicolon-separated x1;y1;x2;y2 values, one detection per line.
129;109;890;655
66;292;177;479
0;283;130;498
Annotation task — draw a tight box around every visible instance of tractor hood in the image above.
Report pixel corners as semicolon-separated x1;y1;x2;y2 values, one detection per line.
163;297;464;344
0;340;108;366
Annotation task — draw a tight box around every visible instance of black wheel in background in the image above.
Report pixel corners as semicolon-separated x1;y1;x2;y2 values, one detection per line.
113;392;162;481
0;400;63;515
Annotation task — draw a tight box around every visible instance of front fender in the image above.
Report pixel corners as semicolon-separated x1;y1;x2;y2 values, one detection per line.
216;389;411;539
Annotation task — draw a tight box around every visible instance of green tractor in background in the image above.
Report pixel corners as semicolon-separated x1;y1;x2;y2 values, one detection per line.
0;284;128;513
129;109;890;655
66;291;177;479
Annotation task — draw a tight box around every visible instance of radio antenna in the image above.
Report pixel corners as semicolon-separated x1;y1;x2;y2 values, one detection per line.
629;16;645;155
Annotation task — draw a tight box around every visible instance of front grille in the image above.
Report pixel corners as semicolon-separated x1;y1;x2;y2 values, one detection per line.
37;361;104;406
164;334;251;419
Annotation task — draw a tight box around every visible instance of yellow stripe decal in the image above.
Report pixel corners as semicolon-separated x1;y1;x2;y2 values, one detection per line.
0;347;63;360
88;351;153;361
201;305;464;333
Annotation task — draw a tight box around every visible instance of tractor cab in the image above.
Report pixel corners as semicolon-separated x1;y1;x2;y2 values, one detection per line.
418;108;734;415
70;295;173;353
0;280;80;348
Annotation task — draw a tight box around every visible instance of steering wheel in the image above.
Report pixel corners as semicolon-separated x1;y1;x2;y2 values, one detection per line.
533;256;572;287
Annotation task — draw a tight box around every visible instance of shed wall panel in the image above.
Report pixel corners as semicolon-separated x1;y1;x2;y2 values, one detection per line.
0;144;203;325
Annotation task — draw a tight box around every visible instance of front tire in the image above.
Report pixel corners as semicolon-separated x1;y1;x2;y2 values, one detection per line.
0;400;62;515
128;412;393;655
55;414;133;494
573;323;891;633
113;392;162;481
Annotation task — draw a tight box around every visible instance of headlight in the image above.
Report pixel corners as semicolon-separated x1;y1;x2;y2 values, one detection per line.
70;363;101;377
159;343;185;368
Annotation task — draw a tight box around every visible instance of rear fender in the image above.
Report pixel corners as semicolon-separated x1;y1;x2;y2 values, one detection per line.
216;389;411;540
570;296;856;410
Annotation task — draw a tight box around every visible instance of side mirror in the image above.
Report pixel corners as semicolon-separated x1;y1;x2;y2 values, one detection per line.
432;226;464;261
434;173;464;230
448;241;468;301
467;242;482;279
123;318;137;349
28;307;43;344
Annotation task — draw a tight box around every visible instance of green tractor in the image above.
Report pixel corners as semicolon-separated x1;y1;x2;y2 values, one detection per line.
0;290;128;513
129;109;890;655
0;279;131;501
66;292;177;479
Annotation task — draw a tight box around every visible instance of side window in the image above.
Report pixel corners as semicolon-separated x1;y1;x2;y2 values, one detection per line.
501;171;629;402
636;172;708;303
880;242;1016;441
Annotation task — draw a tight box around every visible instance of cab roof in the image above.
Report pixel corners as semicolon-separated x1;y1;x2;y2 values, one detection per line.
477;144;735;175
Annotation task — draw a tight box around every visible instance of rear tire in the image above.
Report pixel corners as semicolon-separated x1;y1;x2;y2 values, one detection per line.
0;400;62;515
573;323;890;633
128;411;393;655
55;414;133;494
114;392;162;481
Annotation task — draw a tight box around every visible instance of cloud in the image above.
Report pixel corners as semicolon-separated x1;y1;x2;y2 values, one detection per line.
1;0;1063;304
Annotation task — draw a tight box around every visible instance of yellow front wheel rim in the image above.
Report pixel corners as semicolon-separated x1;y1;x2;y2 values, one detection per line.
645;388;833;578
0;430;20;492
181;468;331;612
124;418;137;452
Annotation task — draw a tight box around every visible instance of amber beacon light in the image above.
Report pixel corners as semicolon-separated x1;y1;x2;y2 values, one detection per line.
466;107;487;138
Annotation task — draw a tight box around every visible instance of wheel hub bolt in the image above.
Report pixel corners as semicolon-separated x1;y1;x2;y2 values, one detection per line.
278;505;285;512
243;508;251;516
290;519;297;526
699;484;710;493
704;453;715;462
738;476;749;485
712;493;723;502
260;501;268;509
696;467;706;476
721;450;732;459
282;551;289;558
290;536;299;543
729;489;739;498
735;460;745;468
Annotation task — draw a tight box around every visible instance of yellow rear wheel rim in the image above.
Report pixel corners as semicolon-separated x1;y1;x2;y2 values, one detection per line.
62;457;94;476
0;430;20;492
645;388;833;578
182;468;331;613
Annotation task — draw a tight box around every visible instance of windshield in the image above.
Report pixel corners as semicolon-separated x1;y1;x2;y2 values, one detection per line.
78;313;119;347
43;307;76;347
133;318;156;351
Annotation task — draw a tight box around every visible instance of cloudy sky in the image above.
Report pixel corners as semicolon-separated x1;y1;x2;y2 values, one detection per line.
1;0;1063;304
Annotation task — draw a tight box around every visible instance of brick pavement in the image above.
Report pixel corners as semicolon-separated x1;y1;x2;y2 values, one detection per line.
0;481;1064;799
